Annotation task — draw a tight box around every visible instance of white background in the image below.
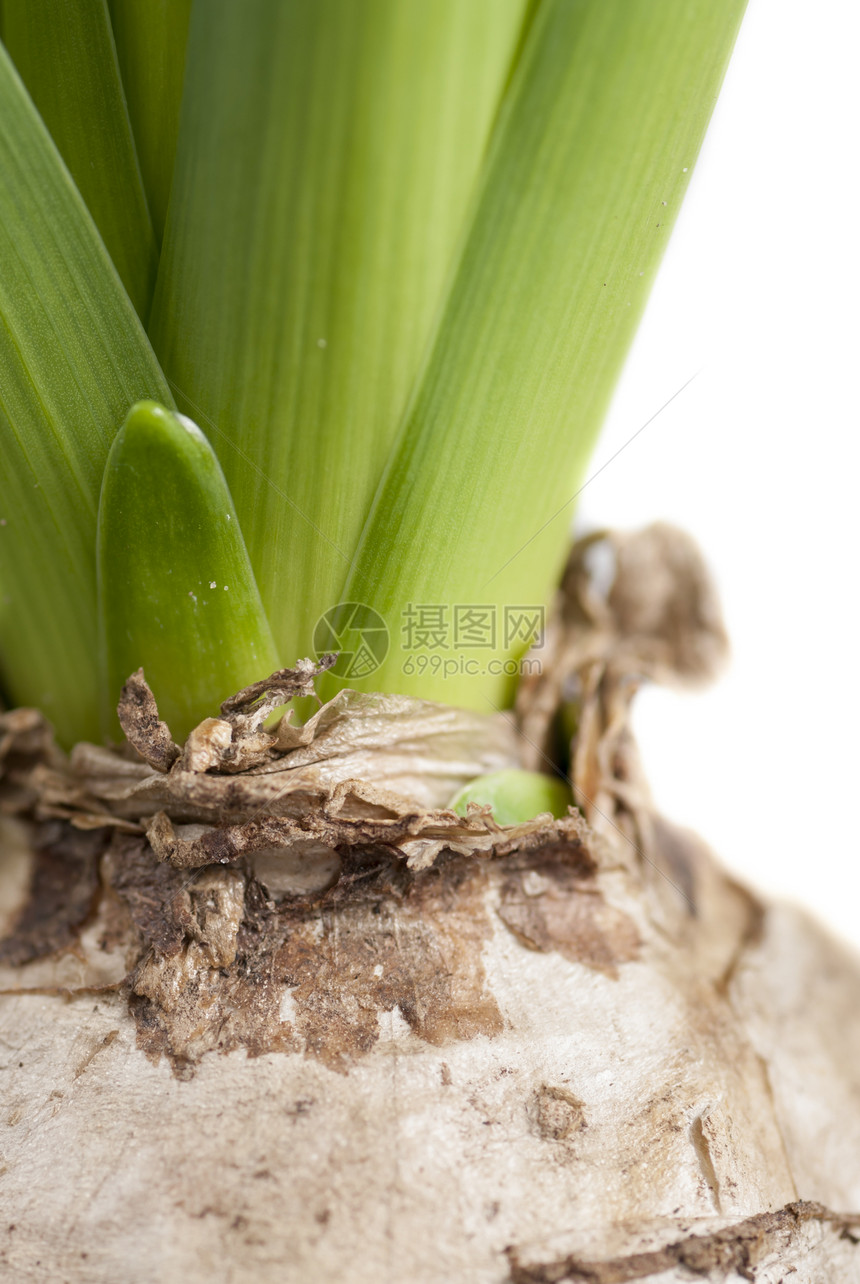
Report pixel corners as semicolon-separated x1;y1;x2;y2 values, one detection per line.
577;0;860;951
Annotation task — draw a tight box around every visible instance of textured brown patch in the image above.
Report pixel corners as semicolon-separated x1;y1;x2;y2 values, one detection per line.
531;1085;587;1141
273;853;503;1070
0;814;612;1077
125;843;506;1075
0;822;105;965
124;836;635;1074
104;833;195;957
506;1200;860;1283
130;866;251;1075
497;854;639;977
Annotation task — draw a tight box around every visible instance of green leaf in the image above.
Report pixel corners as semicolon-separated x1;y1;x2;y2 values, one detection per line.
3;0;158;318
98;402;281;742
336;0;746;710
448;769;571;826
0;44;171;745
108;0;192;246
149;0;529;669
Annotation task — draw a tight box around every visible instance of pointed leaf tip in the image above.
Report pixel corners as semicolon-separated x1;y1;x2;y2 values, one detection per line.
98;401;280;742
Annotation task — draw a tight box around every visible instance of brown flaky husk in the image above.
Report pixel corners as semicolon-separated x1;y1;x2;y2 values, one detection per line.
1;524;859;1284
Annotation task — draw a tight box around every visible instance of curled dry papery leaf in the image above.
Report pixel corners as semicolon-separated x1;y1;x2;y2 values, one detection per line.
0;526;858;1284
517;522;729;852
22;653;546;872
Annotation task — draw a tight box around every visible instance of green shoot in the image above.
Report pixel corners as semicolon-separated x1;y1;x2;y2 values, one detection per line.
449;769;571;826
98;402;280;742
